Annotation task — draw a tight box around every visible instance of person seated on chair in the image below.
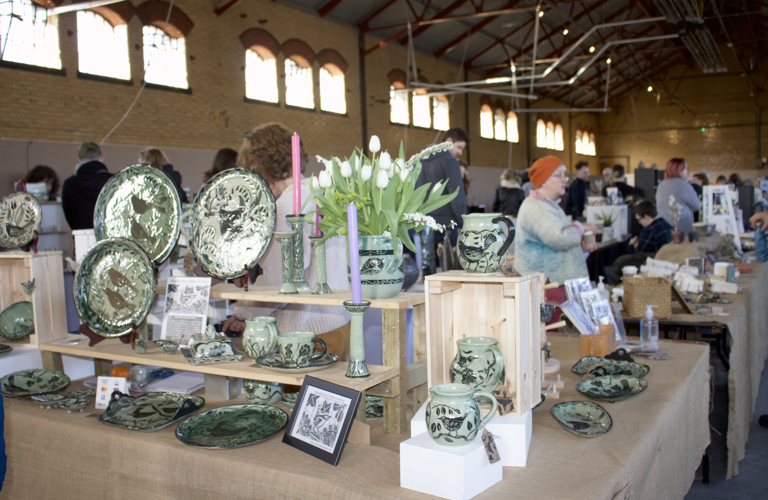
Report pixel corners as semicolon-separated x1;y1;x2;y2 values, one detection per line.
610;201;673;284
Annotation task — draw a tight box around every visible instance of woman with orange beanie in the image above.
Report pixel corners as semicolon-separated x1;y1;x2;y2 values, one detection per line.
514;156;598;283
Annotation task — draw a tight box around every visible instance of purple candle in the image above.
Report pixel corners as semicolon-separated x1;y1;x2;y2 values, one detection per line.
347;202;362;304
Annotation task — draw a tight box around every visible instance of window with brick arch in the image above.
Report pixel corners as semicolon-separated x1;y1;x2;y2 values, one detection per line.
77;10;129;80
492;109;505;141
320;64;345;114
480;104;493;139
433;94;449;131
143;25;187;89
545;121;555;149
575;130;583;154
588;133;596;156
506;111;518;143
554;124;564;151
0;0;61;69
582;131;591;156
245;48;278;103
390;82;409;124
285;57;314;109
412;89;431;128
536;119;546;148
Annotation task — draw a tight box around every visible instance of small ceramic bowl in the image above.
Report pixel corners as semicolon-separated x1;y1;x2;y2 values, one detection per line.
31;393;65;409
155;340;180;354
282;392;299;409
57;398;90;413
551;401;612;437
576;375;648;402
242;380;283;406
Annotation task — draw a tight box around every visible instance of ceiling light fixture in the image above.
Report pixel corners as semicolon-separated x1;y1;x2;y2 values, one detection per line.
647;86;653;92
539;11;544;18
606;58;611;64
563;28;568;35
589;46;595;53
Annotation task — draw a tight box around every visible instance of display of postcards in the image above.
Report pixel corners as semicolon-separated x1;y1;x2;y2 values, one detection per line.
590;299;620;341
558;300;599;336
565;277;592;310
579;289;602;323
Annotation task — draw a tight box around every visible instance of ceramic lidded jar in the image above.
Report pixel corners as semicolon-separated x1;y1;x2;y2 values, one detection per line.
426;383;498;446
242;316;278;360
449;337;505;392
457;213;515;274
242;380;284;406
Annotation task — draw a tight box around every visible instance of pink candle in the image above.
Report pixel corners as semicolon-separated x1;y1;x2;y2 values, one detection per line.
347;203;362;304
315;212;323;237
291;133;301;214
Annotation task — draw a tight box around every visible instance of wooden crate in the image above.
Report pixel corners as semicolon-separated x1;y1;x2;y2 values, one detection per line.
424;270;541;417
0;251;68;346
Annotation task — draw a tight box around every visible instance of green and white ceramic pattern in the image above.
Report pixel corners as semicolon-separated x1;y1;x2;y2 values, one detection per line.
180;347;243;365
32;393;66;408
175;404;288;449
366;395;383;420
282;392;298;409
255;353;339;374
572;356;650;379
0;192;42;249
457;213;515;274
576;375;648;402
550;401;613;437
57;398;91;413
349;235;404;300
93;165;182;265
1;369;70;397
0;301;34;339
181;334;242;365
426;383;498;446
191;168;276;280
242;316;278;360
74;238;156;338
449;337;505;392
67;389;96;399
97;392;205;431
0;344;12;357
276;230;298;294
276;331;326;368
242;380;283;405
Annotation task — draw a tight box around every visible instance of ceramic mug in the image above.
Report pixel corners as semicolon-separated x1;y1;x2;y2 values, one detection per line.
449;337;505;392
242;380;283;406
426;383;498;446
277;331;327;367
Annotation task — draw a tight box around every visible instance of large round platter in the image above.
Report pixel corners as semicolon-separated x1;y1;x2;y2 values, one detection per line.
94;164;181;265
550;401;612;437
98;392;205;431
576;375;648;402
254;353;339;374
191;169;276;280
0;301;34;339
175;404;288;449
74;237;156;338
1;369;70;397
0;192;42;249
572;356;650;379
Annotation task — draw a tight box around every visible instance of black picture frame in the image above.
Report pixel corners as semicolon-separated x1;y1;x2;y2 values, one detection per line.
282;376;362;466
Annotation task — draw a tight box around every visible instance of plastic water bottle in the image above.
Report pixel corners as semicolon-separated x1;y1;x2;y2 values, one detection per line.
640;305;659;351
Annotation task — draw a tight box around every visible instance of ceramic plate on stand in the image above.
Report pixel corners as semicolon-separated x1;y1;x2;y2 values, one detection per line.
0;344;13;357
98;392;205;431
572;356;650;379
550;401;612;437
0;301;34;340
0;369;70;397
254;353;340;374
94;165;182;265
0;192;42;249
175;404;288;449
74;237;156;338
190;169;276;280
576;375;648;402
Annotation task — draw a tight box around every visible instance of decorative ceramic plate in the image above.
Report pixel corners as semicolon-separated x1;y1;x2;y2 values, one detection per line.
98;392;205;432
94;165;181;265
0;301;34;339
0;192;42;249
0;344;11;357
576;375;648;402
366;395;383;420
254;353;340;374
572;356;650;379
190;169;276;279
74;238;156;338
175;404;288;449
180;337;243;365
282;392;298;409
67;389;97;399
32;393;66;408
551;401;612;437
57;398;91;412
0;369;70;397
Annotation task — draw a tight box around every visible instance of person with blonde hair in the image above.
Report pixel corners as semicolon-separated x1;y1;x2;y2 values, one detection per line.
138;148;187;203
492;169;525;217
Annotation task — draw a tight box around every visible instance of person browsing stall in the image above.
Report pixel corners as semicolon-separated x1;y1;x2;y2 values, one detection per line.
656;158;700;235
565;161;590;220
61;142;112;230
610;201;673;284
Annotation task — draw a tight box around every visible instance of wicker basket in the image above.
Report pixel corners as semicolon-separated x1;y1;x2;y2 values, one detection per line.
623;276;672;318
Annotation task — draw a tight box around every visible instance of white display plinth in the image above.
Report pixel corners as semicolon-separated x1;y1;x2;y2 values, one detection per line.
400;431;503;500
411;400;532;467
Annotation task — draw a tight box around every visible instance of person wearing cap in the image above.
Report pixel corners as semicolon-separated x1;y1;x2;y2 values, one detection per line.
515;156;599;283
61;142;113;230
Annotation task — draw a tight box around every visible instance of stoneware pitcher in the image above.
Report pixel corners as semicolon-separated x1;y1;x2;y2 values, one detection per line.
449;337;505;392
426;383;498;446
242;316;278;360
457;213;515;274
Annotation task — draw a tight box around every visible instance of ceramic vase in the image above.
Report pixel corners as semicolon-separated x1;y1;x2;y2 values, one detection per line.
449;337;505;392
286;214;310;291
457;213;515;274
242;380;283;406
348;235;404;299
426;383;498;446
309;235;332;295
345;300;370;378
242;316;279;359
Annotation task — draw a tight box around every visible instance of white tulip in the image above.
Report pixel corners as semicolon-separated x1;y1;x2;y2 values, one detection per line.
319;170;333;188
379;151;392;171
369;135;381;153
399;168;409;182
376;169;389;189
312;176;320;190
387;168;395;178
361;164;372;181
394;158;405;172
432;182;442;193
340;160;352;178
324;160;333;172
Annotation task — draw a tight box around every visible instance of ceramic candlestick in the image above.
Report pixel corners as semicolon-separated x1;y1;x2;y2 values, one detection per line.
309;235;332;295
344;300;371;378
276;230;298;294
286;214;311;291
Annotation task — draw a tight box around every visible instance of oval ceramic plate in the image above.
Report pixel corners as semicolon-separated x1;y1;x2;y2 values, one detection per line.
0;301;34;339
254;353;339;374
576;375;648;402
94;165;181;265
191;169;276;279
98;392;205;431
0;344;12;357
551;401;612;437
175;404;288;449
74;237;156;338
572;356;650;379
1;369;70;397
0;192;42;249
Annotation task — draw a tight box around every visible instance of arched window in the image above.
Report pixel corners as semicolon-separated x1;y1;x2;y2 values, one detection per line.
506;111;519;143
433;95;449;131
77;10;129;80
480;104;494;139
545;122;555;149
575;130;583;154
320;64;345;114
413;89;431;128
588;133;596;156
554;124;564;151
536;119;546;148
494;109;506;141
285;57;314;108
245;48;278;103
0;0;61;69
143;25;187;89
582;132;591;156
390;82;409;125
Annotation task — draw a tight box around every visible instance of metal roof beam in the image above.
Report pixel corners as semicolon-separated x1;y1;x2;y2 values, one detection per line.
433;0;525;58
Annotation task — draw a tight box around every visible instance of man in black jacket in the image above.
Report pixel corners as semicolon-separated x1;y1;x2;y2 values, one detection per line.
61;142;113;230
565;161;590;220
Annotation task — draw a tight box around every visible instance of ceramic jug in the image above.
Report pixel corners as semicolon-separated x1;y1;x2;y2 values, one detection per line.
425;383;498;446
449;337;505;392
457;213;515;274
242;316;278;359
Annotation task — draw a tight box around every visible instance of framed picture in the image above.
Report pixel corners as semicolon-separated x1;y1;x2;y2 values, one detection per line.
282;376;362;466
559;300;599;335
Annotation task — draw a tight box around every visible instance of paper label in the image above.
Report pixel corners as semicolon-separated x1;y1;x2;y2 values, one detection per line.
481;429;500;464
492;387;515;416
96;376;129;409
160;276;211;340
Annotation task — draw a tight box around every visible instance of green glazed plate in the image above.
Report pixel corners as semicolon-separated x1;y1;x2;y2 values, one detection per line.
0;192;42;249
74;237;156;338
572;356;650;379
57;398;91;412
175;404;288;449
576;375;648;402
67;389;96;399
1;369;70;397
98;392;205;431
94;165;181;265
551;401;612;437
254;353;339;374
191;169;276;280
0;301;34;339
0;344;11;357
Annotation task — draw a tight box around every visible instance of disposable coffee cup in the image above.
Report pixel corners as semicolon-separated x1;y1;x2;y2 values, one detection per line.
582;231;596;245
623;266;638;277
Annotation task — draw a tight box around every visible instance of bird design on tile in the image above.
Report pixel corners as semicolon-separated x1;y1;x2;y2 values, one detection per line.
108;268;138;294
131;195;166;215
21;279;35;295
105;288;135;312
459;232;496;263
130;218;156;246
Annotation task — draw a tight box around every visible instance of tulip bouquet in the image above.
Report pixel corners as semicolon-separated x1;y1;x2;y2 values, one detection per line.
303;135;460;252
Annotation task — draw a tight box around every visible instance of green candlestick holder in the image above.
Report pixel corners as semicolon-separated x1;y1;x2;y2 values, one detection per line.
276;230;298;294
344;300;371;378
309;235;332;295
286;214;311;291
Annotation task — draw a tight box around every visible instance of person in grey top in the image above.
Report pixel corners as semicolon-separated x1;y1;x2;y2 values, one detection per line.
655;158;700;234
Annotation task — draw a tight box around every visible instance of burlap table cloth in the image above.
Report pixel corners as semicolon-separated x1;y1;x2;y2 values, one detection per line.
1;336;709;500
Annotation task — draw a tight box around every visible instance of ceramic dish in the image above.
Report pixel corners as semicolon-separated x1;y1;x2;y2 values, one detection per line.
67;389;97;399
550;401;612;437
98;392;205;432
31;393;66;408
0;301;34;339
175;404;288;449
180;347;243;365
1;369;70;397
57;398;91;413
282;392;298;409
366;395;383;420
576;375;648;402
74;237;156;338
254;353;339;374
190;169;276;280
94;164;182;265
0;192;42;249
572;356;650;379
0;344;12;357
